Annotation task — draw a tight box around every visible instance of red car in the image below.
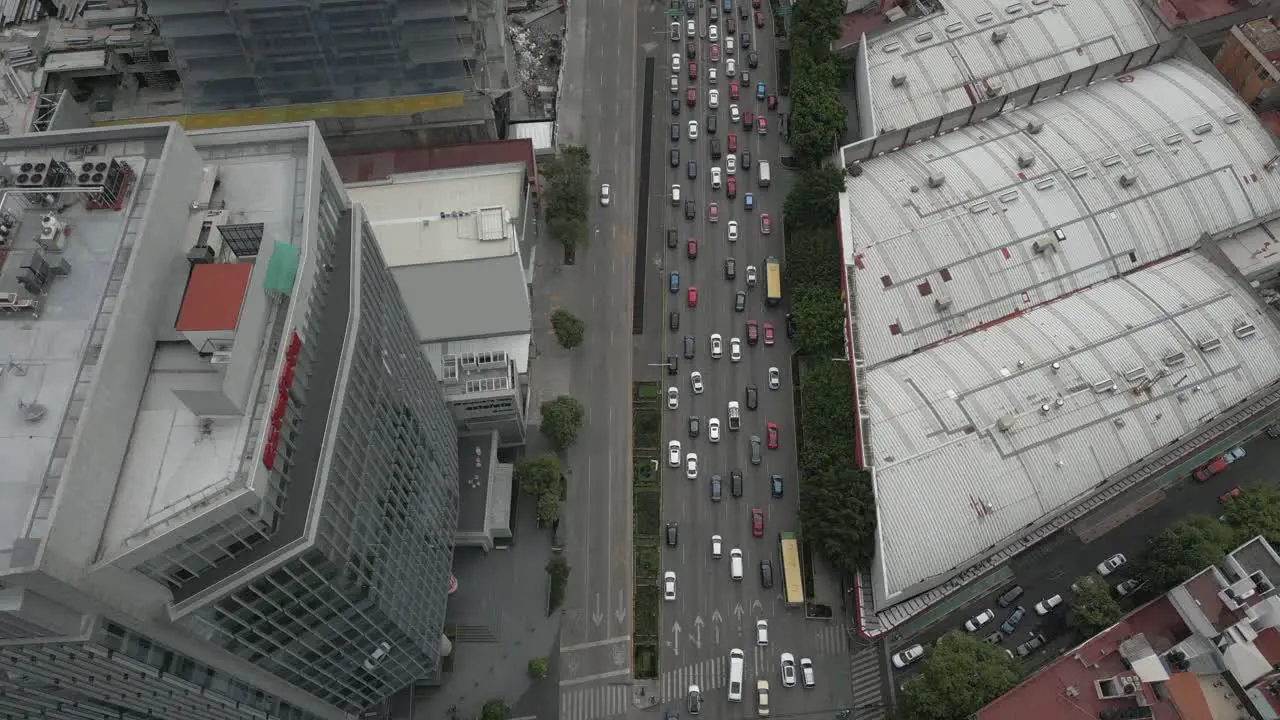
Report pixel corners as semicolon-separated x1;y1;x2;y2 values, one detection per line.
687;237;698;259
767;94;778;110
709;202;719;222
743;110;754;128
757;116;767;134
729;81;740;100
710;44;720;62
726;176;737;198
751;0;761;7
727;132;738;152
751;508;764;537
746;320;759;345
1194;457;1229;482
766;422;779;449
760;213;771;234
688;61;697;80
754;10;765;27
687;286;698;308
763;322;775;345
1221;486;1243;504
686;87;697;106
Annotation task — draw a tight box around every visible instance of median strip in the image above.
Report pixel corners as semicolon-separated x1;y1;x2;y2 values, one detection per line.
631;381;661;679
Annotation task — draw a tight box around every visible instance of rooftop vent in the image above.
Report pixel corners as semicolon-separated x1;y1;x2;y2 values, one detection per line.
1123;366;1148;383
926;173;945;188
933;294;952;311
1032;238;1057;254
1050;361;1061;372
1198;336;1223;352
1234;321;1257;339
996;415;1015;432
991;28;1009;43
1092;379;1117;393
1162;351;1186;367
1040;403;1052;415
985;79;1003;97
1017;152;1036;169
891;72;907;87
1118;173;1137;188
1025;120;1043;134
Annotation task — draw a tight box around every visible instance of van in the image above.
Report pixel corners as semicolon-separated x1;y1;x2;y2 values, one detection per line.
759;161;771;187
730;548;744;580
727;649;745;701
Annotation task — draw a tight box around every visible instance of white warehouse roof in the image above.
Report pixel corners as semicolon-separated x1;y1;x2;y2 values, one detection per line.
858;0;1156;134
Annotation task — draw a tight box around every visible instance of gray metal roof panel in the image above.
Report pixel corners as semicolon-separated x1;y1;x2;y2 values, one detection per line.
392;255;531;343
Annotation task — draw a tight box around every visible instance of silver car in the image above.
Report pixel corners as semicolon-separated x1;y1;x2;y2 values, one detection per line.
750;435;762;465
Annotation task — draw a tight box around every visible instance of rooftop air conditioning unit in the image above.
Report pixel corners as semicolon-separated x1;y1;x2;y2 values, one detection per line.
210;351;233;364
1032;238;1056;254
933;294;952;311
1198;336;1223;352
926;173;945;188
1119;173;1137;188
985;79;1003;97
1017;152;1036;169
1234;322;1257;339
74;158;114;186
991;28;1009;43
14;159;61;188
891;72;907;87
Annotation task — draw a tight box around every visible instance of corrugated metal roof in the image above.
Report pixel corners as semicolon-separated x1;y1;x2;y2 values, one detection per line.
841;58;1280;369
866;254;1280;604
861;0;1156;132
507;121;555;153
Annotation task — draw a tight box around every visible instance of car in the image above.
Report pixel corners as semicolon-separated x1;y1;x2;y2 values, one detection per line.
726;176;737;198
741;31;751;48
711;534;722;557
710;475;722;501
780;653;796;687
727;16;737;34
1268;423;1280;439
742;150;752;169
669;311;680;330
1000;606;1027;634
728;220;739;241
709;418;721;443
755;680;770;717
671;21;681;40
709;23;719;41
672;53;682;73
671;97;681;115
686;87;697;106
766;422;779;449
746;384;758;410
770;473;783;498
1194;456;1229;481
689;370;704;394
751;507;764;536
725;258;736;279
687;286;698;308
708;67;717;85
726;56;736;75
670;75;680;93
727;154;737;174
666;522;678;547
748;50;758;67
750;435;761;465
746;264;757;286
1097;553;1127;576
735;291;747;312
965;609;996;631
709;5;719;20
668;440;681;466
684;335;696;358
983;630;1005;645
746;319;759;345
710;166;722;189
730;337;742;361
670;122;681;141
686;157;697;177
767;93;778;110
709;202;719;222
688;416;700;437
664;571;677;600
667;354;678;375
997;585;1025;607
669;270;680;293
688;120;698;139
891;645;924;669
730;468;743;496
1034;594;1063;615
688;237;698;258
759;559;773;588
768;366;780;389
755;619;769;644
728;131;739;152
743;109;754;127
710;44;720;62
711;333;723;358
799;658;815;688
730;82;740;100
754;10;765;27
687;685;703;715
763;322;775;345
1221;486;1243;504
688;60;697;80
757;116;767;134
1016;633;1046;657
760;213;772;234
1116;578;1147;596
744;192;754;210
671;184;682;204
667;386;679;410
710;137;722;159
670;148;680;167
1225;446;1247;463
686;19;696;36
686;453;699;479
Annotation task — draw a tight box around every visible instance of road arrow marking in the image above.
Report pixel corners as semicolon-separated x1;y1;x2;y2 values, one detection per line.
751;599;763;616
692;616;704;649
712;609;723;645
592;594;604;627
615;589;627;625
672;621;682;656
734;602;744;621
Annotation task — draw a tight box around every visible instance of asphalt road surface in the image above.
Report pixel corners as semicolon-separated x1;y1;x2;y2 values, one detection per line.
555;0;642;708
645;2;853;717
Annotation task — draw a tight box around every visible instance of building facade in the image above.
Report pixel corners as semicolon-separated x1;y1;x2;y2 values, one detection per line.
1215;17;1280;112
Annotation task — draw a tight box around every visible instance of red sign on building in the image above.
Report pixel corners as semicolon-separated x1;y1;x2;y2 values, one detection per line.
262;330;303;470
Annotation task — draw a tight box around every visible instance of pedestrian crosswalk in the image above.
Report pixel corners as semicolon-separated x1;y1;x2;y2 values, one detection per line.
559;684;630;720
658;623;850;701
660;655;728;700
848;643;887;720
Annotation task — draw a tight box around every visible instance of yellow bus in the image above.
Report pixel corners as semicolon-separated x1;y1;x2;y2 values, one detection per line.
779;532;804;607
765;257;782;306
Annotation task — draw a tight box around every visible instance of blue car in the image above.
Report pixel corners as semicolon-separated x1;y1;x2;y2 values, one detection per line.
741;32;751;49
744;192;754;210
669;270;680;293
756;81;766;100
723;0;732;11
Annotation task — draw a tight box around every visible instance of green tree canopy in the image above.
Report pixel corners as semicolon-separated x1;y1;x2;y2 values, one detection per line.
900;632;1020;720
541;395;586;450
791;286;846;356
784;227;841;291
514;455;561;497
481;699;511;720
550;308;586;349
542;145;591;248
799;467;876;575
1222;486;1280;547
788;64;847;167
1137;515;1233;592
528;657;548;679
783;166;845;233
1068;575;1123;638
798;360;856;475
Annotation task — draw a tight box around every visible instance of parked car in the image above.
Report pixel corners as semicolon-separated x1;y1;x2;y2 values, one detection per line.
1000;606;1027;634
1097;553;1127;576
1115;578;1147;596
997;585;1024;608
1225;446;1247;463
666;522;678;546
1034;594;1063;615
1221;486;1243;504
965;609;995;632
1194;456;1230;481
1015;633;1046;657
891;645;924;669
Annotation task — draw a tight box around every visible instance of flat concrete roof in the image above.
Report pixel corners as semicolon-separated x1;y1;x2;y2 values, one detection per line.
457;434;494;534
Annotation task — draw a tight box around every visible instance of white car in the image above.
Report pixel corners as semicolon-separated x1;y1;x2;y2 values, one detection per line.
668;440;682;466
711;166;722;189
708;418;721;443
1097;553;1127;576
708;89;719;109
727;220;738;241
892;644;924;669
708;67;717;85
599;183;611;206
730;104;741;123
667;386;679;410
799;657;815;688
711;534;722;558
671;21;681;40
726;35;734;53
672;184;682;204
687;19;696;37
711;333;724;358
745;265;757;286
730;337;742;362
691;370;704;394
670;75;679;93
664;571;677;601
727;154;737;174
672;53;681;73
964;609;995;632
755;619;769;646
686;453;699;479
768;366;781;389
727;58;737;76
709;24;719;41
688;120;698;140
780;653;796;687
1035;594;1064;615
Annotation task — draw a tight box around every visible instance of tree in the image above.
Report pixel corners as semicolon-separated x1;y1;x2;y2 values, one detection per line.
784;227;842;292
528;657;548;679
1222;486;1280;546
798;361;856;476
481;699;511;720
1137;515;1233;592
546;556;572;613
900;632;1020;720
1068;575;1123;638
791;286;846;356
542;146;592;249
540;395;586;450
783;166;845;232
799;467;877;575
536;492;562;525
547;215;588;250
514;455;561;498
788;69;848;167
550;308;586;349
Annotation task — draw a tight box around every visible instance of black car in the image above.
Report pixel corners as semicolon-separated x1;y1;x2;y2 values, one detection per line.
784;311;795;338
740;32;750;48
686;40;696;58
731;469;743;497
734;291;746;312
685;200;696;219
997;585;1025;608
710;138;722;159
667;354;678;375
983;631;1004;645
709;6;718;20
669;311;680;330
670;148;680;167
707;114;717;134
671;98;681;115
725;257;736;279
671;122;681;141
748;50;758;68
760;560;774;588
666;522;678;547
683;335;695;358
686;0;696;14
668;229;678;249
746;384;758;409
770;473;783;498
739;3;748;18
727;17;737;34
710;474;722;502
742;150;752;170
689;416;700;437
687;160;697;179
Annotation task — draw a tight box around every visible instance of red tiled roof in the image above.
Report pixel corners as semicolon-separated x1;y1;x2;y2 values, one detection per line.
1183;570;1244;630
1166;672;1214;720
176;263;253;332
1260;111;1280;139
1255;627;1280;666
332;139;537;184
977;597;1190;720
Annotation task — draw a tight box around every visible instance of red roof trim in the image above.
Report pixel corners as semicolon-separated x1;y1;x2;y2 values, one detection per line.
332;139;538;186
